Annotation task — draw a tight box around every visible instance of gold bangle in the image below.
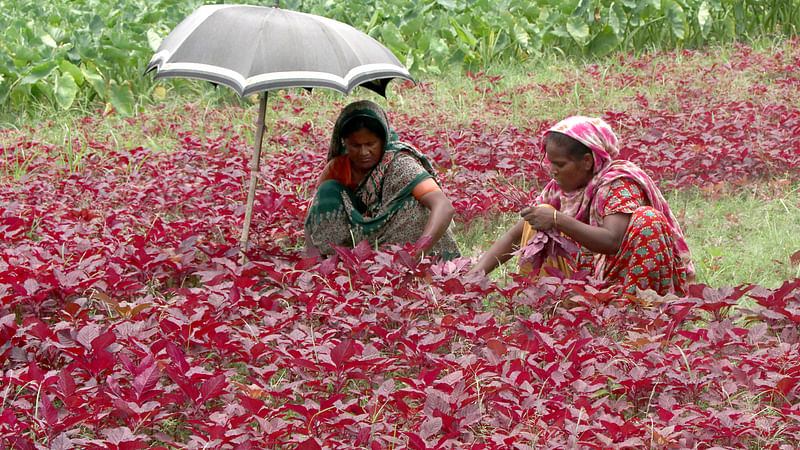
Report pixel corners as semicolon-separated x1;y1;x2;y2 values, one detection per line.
553;209;558;229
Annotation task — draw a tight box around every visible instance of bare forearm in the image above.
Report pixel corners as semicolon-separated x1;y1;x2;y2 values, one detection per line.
472;220;525;274
522;207;629;255
419;190;455;252
555;211;627;255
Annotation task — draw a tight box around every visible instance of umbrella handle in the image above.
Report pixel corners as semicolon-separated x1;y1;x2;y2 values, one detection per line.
239;92;268;262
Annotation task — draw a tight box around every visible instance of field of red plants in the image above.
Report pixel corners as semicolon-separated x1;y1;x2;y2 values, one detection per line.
2;44;800;448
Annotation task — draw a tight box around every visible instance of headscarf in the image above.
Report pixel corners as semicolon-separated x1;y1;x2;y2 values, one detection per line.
536;116;694;278
327;100;393;161
322;100;438;212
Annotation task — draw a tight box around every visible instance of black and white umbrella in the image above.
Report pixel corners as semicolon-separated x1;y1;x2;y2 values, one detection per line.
145;3;413;256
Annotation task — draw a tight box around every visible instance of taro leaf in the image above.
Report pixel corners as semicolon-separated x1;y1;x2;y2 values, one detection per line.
566;17;590;46
589;25;621;57
55;71;78;109
20;61;57;85
697;1;712;38
81;64;107;98
664;0;686;40
380;21;410;55
449;17;477;48
59;60;83;85
608;3;627;35
109;82;134;117
146;28;162;52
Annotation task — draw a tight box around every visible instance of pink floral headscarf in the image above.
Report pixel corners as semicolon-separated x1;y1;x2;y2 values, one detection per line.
536;116;694;279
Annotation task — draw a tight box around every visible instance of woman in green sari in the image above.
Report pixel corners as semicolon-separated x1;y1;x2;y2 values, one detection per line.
304;100;461;260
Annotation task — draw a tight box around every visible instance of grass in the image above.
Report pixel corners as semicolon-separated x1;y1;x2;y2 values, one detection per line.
667;182;800;288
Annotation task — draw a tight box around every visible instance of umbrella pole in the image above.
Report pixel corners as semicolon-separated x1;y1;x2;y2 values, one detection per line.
239;91;268;261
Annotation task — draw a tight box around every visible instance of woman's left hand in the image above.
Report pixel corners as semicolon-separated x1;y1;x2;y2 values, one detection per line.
520;205;556;231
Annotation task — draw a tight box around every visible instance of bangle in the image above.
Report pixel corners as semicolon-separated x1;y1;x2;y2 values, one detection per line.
553;209;558;229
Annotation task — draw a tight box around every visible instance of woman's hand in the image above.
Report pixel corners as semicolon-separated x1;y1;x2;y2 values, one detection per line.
520;205;557;231
469;219;526;275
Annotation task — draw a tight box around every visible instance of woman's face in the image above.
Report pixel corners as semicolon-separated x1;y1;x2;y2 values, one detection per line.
344;128;384;172
545;139;594;192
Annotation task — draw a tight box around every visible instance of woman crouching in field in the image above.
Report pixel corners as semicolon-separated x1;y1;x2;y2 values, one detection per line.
471;116;693;296
304;100;460;260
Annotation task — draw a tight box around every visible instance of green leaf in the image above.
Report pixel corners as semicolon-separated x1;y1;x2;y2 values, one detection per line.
11;45;42;66
59;60;84;85
402;15;424;36
698;1;712;38
589;25;621;57
574;0;592;21
607;2;627;35
89;15;105;34
20;61;57;85
55;72;78;109
82;64;108;98
109;82;134;117
664;0;685;40
379;22;410;54
41;32;58;48
566;16;590;46
429;37;449;61
449;17;477;48
146;28;162;52
513;23;530;50
436;0;460;12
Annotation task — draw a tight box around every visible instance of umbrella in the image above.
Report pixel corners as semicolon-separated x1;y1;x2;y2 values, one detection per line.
145;3;413;256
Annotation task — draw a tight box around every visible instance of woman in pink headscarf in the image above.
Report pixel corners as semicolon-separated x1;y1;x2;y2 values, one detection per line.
472;116;694;296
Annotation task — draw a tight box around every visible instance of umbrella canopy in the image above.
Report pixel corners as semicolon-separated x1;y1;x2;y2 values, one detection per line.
145;4;413;259
145;4;413;97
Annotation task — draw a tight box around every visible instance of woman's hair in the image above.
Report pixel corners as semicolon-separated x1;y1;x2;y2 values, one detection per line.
546;131;592;160
340;115;387;144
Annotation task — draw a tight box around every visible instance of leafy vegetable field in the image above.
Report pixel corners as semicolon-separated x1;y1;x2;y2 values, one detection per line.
2;43;800;447
3;0;799;113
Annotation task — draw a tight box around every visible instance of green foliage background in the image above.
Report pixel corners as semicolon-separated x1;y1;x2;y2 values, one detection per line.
1;0;798;115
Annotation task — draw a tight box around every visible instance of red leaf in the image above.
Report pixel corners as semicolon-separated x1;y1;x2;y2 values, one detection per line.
38;394;58;426
330;339;356;369
200;374;227;402
295;437;322;450
486;338;507;357
132;364;161;401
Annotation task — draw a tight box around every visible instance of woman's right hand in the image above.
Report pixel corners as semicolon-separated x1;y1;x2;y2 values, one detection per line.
520;204;556;231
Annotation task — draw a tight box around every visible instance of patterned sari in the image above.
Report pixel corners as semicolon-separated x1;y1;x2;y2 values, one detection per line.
304;101;460;260
521;116;694;295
